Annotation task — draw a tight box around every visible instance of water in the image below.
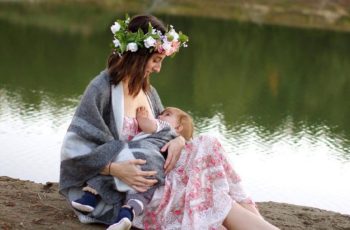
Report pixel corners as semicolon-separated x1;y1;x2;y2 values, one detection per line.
1;14;350;215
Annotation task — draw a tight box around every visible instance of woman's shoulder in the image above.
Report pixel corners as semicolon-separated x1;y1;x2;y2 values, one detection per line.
146;86;163;117
81;70;111;99
89;69;111;89
147;85;159;101
149;85;158;94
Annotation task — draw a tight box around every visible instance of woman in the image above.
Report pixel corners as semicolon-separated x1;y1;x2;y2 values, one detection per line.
59;14;278;230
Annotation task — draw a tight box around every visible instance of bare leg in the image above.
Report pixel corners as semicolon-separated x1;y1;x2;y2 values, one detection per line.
239;202;262;217
223;203;279;230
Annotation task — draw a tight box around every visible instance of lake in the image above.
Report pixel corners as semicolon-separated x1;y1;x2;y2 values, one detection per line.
0;14;350;215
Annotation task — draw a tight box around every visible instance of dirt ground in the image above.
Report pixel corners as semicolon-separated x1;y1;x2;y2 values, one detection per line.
1;176;350;230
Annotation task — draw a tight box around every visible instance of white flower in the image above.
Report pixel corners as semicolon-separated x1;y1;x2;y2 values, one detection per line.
126;42;138;52
144;36;156;48
151;29;162;36
113;39;121;48
168;26;179;41
162;41;172;51
111;22;121;34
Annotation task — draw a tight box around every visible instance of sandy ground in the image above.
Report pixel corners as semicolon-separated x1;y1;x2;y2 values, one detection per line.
1;176;350;230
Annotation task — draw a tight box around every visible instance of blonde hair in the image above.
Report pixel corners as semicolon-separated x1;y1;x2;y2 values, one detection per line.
163;107;194;141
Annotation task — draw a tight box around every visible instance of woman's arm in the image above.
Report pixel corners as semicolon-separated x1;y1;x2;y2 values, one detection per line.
161;135;186;174
60;72;126;192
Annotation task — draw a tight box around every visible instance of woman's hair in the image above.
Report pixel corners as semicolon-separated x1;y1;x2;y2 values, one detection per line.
108;15;167;97
164;107;194;141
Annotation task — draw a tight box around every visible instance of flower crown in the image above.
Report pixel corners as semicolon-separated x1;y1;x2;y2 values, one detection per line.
111;15;189;56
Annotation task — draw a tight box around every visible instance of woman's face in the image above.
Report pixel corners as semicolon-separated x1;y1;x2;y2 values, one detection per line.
144;53;166;78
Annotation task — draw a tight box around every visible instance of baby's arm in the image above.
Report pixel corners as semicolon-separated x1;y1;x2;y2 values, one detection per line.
136;106;158;133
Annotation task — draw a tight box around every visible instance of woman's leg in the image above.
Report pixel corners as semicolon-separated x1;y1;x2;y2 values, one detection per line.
239;202;262;217
223;203;279;230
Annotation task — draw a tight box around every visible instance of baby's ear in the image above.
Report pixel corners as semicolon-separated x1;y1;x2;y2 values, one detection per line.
175;124;183;133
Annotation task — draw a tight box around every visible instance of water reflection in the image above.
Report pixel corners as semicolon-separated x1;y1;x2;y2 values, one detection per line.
1;15;350;214
197;114;350;215
0;87;76;182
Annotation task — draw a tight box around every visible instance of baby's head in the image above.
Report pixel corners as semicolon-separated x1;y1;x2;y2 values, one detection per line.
158;107;194;141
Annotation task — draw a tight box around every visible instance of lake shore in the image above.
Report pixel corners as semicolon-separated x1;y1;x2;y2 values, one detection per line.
1;176;349;229
1;1;350;34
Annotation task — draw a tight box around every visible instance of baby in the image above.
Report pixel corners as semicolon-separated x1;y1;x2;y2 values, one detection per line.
72;106;194;230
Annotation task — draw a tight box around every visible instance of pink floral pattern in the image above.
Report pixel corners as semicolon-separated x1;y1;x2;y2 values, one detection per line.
121;118;254;230
120;116;139;142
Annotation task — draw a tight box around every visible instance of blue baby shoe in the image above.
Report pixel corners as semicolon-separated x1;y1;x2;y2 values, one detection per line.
107;206;134;230
71;191;97;213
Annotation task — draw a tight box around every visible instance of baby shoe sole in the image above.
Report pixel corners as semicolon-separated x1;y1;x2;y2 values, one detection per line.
106;217;132;230
71;201;95;212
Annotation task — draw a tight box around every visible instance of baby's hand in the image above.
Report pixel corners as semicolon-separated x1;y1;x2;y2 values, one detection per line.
136;106;149;119
136;106;157;134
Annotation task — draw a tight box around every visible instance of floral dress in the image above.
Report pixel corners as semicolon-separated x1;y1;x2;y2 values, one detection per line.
121;117;254;230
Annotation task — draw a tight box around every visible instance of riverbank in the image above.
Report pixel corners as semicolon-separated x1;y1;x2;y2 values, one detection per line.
1;0;350;34
0;176;349;229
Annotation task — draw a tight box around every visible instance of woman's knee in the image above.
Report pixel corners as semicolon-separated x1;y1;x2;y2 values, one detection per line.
224;203;279;230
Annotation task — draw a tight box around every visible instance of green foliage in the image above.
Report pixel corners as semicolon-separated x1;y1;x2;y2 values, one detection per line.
110;15;189;55
178;32;189;43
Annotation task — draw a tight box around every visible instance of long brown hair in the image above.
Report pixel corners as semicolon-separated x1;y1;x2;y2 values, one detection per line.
107;15;166;97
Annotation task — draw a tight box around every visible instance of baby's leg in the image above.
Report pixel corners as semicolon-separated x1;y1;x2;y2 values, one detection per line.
125;188;151;215
71;186;99;213
107;188;157;230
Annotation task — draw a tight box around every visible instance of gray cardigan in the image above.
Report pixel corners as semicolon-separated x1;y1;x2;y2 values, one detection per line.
59;70;164;224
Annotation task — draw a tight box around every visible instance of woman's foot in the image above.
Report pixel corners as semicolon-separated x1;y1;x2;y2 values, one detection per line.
107;206;134;230
71;191;97;213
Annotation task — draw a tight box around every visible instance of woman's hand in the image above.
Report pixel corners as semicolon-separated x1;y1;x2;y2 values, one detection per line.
161;135;186;174
109;159;158;192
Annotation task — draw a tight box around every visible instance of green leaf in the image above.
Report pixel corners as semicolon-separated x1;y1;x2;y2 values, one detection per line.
137;28;144;40
179;33;189;43
148;23;153;34
120;43;126;53
151;34;160;40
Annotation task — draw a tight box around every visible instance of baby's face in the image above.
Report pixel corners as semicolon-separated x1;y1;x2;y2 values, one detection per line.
158;109;179;129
